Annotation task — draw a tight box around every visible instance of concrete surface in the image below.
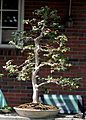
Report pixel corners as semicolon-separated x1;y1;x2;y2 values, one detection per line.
0;113;85;120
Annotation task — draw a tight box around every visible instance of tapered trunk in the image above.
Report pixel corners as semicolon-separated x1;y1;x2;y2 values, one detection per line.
31;31;43;103
32;71;39;103
32;83;39;103
32;36;40;103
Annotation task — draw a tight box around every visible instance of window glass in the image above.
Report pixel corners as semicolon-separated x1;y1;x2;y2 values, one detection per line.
3;0;18;9
0;0;24;45
2;28;16;44
2;11;18;27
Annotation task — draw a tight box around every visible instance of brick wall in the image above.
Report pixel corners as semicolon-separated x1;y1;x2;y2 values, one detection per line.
1;0;86;110
65;0;86;109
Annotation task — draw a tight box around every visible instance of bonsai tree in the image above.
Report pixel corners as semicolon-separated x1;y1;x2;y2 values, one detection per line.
3;6;80;104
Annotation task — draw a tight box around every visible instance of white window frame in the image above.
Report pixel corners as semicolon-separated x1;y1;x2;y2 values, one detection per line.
0;0;24;48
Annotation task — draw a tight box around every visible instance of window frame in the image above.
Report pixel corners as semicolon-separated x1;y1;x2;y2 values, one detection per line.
0;0;24;48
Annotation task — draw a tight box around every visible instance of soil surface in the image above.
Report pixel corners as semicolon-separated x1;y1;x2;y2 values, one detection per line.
17;102;58;110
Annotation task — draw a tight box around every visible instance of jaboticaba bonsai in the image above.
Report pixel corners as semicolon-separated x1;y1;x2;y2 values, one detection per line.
3;6;80;109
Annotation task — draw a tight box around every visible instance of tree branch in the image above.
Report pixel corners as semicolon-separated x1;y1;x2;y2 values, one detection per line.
38;80;59;88
17;60;30;69
34;22;45;42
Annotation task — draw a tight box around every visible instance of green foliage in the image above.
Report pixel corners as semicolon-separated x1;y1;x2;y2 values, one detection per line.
10;31;35;51
37;76;80;90
3;60;34;81
33;6;62;29
0;74;3;78
3;60;18;74
3;6;80;90
0;106;13;113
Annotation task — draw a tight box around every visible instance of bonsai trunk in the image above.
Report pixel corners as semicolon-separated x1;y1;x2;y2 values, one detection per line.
32;37;41;103
32;70;39;103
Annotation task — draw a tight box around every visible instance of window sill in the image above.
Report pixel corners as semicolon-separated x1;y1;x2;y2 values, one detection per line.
0;44;15;48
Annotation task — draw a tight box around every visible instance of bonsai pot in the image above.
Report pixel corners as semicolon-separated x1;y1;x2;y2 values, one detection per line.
14;106;59;118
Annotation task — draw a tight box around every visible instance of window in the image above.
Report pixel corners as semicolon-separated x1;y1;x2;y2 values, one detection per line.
0;0;24;47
